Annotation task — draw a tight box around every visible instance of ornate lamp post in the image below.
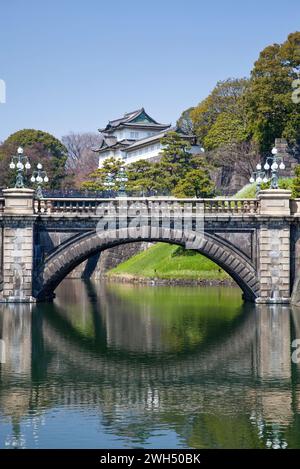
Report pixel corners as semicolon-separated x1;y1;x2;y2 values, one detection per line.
263;147;285;189
30;163;49;199
103;167;128;197
116;166;128;197
103;172;115;197
9;147;31;188
249;170;269;194
250;147;286;193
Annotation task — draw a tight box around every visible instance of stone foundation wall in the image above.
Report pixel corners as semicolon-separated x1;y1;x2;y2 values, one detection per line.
214;139;300;195
67;242;152;279
214;165;248;196
275;138;299;177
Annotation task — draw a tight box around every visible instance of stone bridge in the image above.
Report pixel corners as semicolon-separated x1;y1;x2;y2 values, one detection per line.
0;187;300;304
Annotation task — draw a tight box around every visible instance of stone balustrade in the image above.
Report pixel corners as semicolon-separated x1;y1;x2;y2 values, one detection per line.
33;197;260;216
5;194;300;218
203;198;259;214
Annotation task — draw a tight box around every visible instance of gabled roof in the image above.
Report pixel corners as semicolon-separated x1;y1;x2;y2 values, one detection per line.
125;128;196;152
92;136;135;153
98;108;170;133
93;127;198;154
125;130;168;150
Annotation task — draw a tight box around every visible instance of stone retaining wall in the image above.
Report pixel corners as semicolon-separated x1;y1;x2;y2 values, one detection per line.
67;242;152;279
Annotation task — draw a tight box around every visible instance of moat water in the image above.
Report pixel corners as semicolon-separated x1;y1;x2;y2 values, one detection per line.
0;279;300;449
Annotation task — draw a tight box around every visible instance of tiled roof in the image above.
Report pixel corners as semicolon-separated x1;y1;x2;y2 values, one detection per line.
125;129;195;151
93;137;135;153
93;128;197;153
125;131;168;151
98;108;169;132
108;108;143;125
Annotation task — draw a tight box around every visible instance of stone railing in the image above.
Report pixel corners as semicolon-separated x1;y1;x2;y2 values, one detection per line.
34;197;260;216
291;199;300;216
203;199;259;214
34;197;102;215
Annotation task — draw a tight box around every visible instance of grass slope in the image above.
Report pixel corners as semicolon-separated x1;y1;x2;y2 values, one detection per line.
108;243;229;280
234;177;293;199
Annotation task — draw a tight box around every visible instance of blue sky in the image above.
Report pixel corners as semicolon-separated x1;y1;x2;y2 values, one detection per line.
0;0;299;141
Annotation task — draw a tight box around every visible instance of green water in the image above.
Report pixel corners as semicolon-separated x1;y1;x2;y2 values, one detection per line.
0;280;300;449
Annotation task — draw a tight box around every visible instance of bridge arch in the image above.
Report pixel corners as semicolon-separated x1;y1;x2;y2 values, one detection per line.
34;228;260;301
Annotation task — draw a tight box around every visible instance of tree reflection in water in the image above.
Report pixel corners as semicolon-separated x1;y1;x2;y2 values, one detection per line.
0;280;300;449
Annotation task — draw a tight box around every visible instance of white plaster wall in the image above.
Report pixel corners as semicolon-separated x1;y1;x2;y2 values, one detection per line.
124;143;162;164
98;149;124;167
113;129;160;141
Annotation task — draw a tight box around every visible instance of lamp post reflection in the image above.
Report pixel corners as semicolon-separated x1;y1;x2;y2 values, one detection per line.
0;284;299;448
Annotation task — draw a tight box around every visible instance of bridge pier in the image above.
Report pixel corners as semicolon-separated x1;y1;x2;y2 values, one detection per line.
256;190;291;304
0;189;36;303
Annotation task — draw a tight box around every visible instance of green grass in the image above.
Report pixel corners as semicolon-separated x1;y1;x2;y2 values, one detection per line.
234;177;294;199
234;183;257;199
108;243;229;280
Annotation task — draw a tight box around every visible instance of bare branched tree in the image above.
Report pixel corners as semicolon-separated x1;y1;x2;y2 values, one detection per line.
62;132;103;168
62;132;103;187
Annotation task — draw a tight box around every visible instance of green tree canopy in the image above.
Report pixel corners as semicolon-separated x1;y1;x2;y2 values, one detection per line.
190;78;249;148
176;107;195;135
292;164;300;198
172;168;215;198
1;129;69;189
203;112;248;150
160;131;192;165
126;160;167;194
244;31;300;153
5;129;67;157
158;131;194;187
81;157;123;191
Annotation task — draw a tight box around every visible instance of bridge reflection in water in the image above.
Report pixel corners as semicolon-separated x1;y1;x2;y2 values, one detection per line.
0;280;300;449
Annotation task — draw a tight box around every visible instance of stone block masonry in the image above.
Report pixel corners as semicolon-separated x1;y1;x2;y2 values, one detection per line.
0;188;36;303
257;189;292;303
258;225;290;302
1;224;35;302
67;242;152;279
